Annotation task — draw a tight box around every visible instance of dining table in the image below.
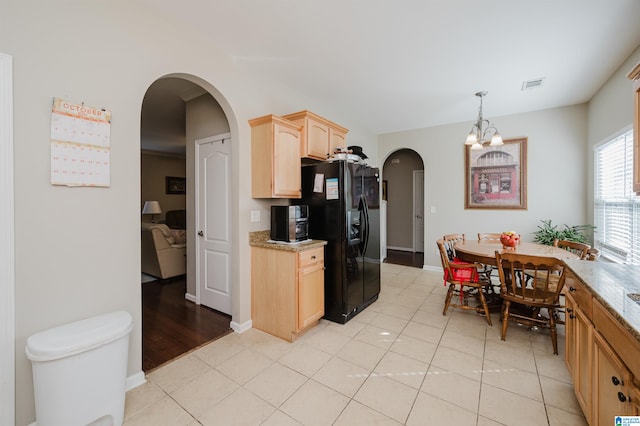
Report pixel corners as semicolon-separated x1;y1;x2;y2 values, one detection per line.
453;240;580;312
454;240;580;266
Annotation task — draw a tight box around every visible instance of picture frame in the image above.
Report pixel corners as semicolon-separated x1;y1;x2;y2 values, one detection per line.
465;137;527;210
166;176;186;195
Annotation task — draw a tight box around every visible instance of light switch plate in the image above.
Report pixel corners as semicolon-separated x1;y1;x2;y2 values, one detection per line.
250;210;260;222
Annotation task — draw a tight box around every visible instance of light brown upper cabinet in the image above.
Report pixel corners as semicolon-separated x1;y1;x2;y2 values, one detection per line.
282;110;349;161
250;115;302;198
628;62;640;193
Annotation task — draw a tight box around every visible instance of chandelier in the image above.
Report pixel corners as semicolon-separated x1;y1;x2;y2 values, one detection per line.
464;91;503;150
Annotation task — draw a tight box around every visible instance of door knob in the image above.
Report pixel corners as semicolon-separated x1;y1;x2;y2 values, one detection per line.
198;230;204;236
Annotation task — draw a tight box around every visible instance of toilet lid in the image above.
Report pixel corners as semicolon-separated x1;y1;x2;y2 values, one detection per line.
25;311;133;362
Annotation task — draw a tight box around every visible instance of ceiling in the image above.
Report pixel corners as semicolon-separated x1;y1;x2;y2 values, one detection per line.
138;0;640;152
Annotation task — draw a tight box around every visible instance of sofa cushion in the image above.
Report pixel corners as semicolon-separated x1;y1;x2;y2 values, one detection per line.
142;223;175;244
170;229;186;244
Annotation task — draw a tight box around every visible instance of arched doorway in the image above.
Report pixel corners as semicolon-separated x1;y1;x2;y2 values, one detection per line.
382;148;425;268
140;76;233;371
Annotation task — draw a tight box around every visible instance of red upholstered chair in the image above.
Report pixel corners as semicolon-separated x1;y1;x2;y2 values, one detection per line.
437;239;492;325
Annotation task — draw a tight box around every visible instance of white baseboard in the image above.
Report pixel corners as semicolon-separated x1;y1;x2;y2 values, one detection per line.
126;371;146;391
230;320;252;334
184;292;196;303
422;265;441;272
387;245;414;252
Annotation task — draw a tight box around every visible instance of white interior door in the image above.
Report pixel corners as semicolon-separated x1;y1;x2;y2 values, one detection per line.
413;170;424;252
196;134;231;314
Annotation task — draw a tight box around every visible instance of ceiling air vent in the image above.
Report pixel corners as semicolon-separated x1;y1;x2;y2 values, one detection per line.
521;78;545;91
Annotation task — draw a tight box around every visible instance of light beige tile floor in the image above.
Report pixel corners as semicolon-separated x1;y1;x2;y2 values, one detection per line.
124;263;587;426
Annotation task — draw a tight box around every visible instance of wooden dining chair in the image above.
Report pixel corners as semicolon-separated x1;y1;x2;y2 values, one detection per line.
437;239;492;325
442;234;465;260
553;239;590;260
476;233;502;284
477;233;501;241
586;247;600;261
495;251;567;354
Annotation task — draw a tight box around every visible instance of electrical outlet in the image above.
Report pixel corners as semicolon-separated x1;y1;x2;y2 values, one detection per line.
250;210;260;222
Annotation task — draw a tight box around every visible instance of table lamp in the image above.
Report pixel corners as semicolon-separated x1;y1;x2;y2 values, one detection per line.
142;201;161;223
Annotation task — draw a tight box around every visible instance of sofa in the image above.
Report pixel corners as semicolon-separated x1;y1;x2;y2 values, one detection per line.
141;223;186;279
165;209;186;229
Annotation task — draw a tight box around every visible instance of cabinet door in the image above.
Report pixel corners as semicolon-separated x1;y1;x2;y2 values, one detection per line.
632;76;640;193
593;330;635;423
273;122;301;198
575;306;593;422
329;127;347;154
306;119;330;160
298;262;324;331
565;294;576;376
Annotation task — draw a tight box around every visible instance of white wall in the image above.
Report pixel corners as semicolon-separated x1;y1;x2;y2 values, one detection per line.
586;45;640;226
379;104;589;268
0;2;374;424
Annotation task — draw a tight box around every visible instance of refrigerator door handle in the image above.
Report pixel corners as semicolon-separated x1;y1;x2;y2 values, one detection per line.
360;194;370;254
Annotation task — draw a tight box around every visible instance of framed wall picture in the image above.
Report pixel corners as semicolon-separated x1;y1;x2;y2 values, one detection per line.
166;176;186;194
465;137;527;210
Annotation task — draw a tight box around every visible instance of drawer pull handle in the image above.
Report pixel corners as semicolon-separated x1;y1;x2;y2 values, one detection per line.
612;376;621;386
618;392;627;403
569;286;576;292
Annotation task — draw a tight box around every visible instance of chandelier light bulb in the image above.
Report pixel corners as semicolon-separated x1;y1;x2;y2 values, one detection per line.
490;132;504;146
465;130;478;145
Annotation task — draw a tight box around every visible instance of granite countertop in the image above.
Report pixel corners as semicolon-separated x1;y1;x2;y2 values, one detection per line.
249;230;327;252
563;259;640;343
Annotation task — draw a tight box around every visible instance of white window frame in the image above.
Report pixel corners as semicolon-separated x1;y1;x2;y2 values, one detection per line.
594;125;638;264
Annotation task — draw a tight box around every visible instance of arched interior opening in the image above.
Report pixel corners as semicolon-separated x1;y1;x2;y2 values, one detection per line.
140;76;233;371
382;148;425;268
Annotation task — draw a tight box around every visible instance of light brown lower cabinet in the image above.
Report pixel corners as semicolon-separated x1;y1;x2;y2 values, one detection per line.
251;246;324;342
565;270;640;424
593;330;636;423
566;292;593;423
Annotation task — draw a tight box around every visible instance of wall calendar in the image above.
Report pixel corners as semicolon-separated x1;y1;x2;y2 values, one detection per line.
50;98;111;187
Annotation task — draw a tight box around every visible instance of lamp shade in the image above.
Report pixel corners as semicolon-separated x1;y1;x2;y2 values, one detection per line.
142;201;162;215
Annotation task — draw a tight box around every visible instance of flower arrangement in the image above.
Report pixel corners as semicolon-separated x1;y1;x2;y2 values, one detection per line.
500;231;520;248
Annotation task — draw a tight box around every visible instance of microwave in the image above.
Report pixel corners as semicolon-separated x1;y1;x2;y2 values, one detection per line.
271;205;309;242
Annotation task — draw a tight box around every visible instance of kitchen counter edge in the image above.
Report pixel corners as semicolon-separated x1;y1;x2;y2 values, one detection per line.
563;259;640;343
249;230;327;252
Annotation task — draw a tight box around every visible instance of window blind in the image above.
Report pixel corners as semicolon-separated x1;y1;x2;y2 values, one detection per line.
594;129;640;264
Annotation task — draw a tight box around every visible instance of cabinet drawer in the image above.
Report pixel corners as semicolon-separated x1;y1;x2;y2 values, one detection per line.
593;299;640;380
298;247;324;268
565;274;592;320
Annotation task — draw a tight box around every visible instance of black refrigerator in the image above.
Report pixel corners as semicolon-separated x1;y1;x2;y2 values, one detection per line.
294;160;381;324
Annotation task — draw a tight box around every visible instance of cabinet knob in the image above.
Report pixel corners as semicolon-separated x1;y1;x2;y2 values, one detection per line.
569;314;576;319
311;255;316;259
612;376;621;386
569;286;576;292
618;391;627;403
198;230;204;236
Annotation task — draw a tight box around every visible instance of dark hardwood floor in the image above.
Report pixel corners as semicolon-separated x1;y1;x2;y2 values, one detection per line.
142;275;232;372
384;249;424;268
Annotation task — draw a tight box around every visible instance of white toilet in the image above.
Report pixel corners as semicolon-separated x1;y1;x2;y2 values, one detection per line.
25;311;134;426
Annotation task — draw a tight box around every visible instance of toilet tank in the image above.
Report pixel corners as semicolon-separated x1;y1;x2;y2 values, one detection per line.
26;311;134;426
